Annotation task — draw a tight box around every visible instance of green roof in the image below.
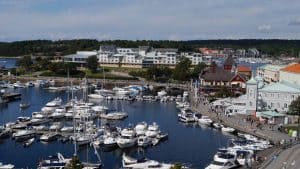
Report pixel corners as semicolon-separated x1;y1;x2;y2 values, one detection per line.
260;111;286;118
259;82;300;93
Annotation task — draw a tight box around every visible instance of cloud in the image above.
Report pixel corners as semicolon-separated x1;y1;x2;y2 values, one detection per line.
258;25;271;31
288;18;300;26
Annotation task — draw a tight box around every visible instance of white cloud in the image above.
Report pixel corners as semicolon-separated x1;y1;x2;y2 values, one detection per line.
258;25;271;31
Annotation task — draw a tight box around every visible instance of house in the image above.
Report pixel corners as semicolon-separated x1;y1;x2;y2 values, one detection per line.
237;65;252;79
280;63;300;85
257;64;285;83
64;51;98;65
199;57;247;93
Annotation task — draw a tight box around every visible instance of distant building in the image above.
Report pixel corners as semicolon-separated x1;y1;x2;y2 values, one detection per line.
199;56;247;93
237;65;252;79
280;63;300;85
64;51;97;64
247;48;260;58
257;64;285;83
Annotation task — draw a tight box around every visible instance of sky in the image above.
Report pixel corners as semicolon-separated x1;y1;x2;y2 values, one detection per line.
1;0;300;41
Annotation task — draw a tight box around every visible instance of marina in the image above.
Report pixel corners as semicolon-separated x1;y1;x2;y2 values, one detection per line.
0;83;234;168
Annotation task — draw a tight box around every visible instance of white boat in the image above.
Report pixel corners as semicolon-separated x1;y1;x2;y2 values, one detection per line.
103;135;118;149
23;138;35;147
40;133;59;142
42;98;62;112
157;90;167;97
74;134;95;146
17;116;30;122
178;110;196;123
30;118;49;125
31;112;47;119
13;130;36;141
122;154;173;169
212;123;222;129
60;126;74;132
145;122;160;138
135;122;148;136
49;122;63;131
49;108;65;119
88;93;105;99
37;153;70;169
117;128;137;148
13;81;25;88
205;150;239;169
198;116;213;126
113;87;131;97
32;125;48;131
221;126;235;133
25;81;35;87
0;162;14;169
101;112;128;120
19;103;30;109
137;135;152;147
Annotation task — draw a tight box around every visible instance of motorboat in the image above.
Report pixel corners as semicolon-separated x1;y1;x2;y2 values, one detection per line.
17;116;31;122
122;154;173;169
212;123;222;129
37;153;70;169
32;125;48;131
137;135;152;147
88;93;105;99
23;138;35;147
145;122;160;138
198;116;213;126
178;110;196;123
32;112;47;119
13;130;36;141
49;122;63;131
101;112;128;120
221;126;235;133
117;128;137;148
30;118;49;125
135;122;148;136
40;133;59;142
60;126;74;132
50;108;65;119
25;81;35;87
103;135;118;149
205;150;239;169
0;162;14;169
13;81;25;88
20;103;30;109
74;134;95;146
113;87;131;97
157;90;167;97
41;98;62;112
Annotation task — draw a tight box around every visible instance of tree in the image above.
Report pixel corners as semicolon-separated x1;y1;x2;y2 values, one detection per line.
16;55;32;70
86;55;98;73
191;62;206;79
65;156;83;169
172;58;192;81
288;96;300;137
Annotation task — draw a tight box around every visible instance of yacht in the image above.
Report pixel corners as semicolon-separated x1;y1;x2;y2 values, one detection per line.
113;87;131;97
41;98;62;112
221;126;235;133
145;122;160;138
122;154;173;169
212;123;222;129
32;125;48;131
117;128;137;148
17;116;31;122
13;81;25;88
88;93;105;99
134;122;148;136
103;135;118;149
0;162;14;169
49;122;63;131
157;90;167;97
206;150;239;169
178;110;196;123
137;135;152;147
50;108;65;119
40;133;59;142
60;126;74;132
74;134;95;146
198;116;213;126
30;118;49;125
37;153;70;169
13;130;36;141
32;112;47;119
101;112;128;120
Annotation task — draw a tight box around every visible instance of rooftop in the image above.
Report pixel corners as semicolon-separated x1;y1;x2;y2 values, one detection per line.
281;63;300;74
238;65;251;72
259;81;300;93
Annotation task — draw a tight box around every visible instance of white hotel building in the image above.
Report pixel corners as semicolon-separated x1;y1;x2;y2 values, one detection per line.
64;45;213;68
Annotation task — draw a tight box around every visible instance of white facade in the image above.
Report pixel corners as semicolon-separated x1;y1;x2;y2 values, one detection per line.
280;70;300;86
64;51;97;63
245;78;258;114
257;64;284;83
181;53;212;65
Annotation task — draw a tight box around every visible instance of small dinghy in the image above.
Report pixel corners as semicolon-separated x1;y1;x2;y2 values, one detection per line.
23;138;35;147
20;103;30;109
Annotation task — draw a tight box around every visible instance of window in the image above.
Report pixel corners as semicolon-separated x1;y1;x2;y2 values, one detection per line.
250;102;252;106
284;103;287;108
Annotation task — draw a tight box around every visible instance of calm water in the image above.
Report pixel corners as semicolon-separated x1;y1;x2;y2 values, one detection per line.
0;87;234;169
0;58;17;69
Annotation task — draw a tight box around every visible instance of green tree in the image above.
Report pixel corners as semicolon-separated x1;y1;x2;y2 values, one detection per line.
172;58;192;81
191;62;206;78
16;55;32;70
215;86;234;98
86;55;98;73
66;156;83;169
288;96;300;137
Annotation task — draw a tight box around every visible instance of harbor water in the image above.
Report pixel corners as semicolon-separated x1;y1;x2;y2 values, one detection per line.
0;87;233;168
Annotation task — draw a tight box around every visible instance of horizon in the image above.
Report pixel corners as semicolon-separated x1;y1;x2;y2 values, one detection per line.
1;0;300;41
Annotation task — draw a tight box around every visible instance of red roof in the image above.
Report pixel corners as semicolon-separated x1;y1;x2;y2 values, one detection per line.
238;65;251;72
281;63;300;74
